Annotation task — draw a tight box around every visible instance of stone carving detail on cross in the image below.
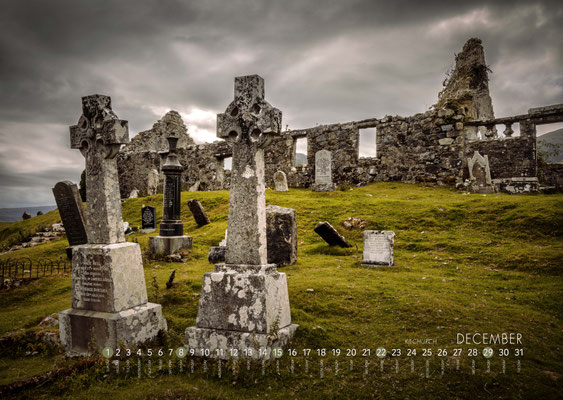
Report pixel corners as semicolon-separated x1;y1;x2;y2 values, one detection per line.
69;95;129;244
217;75;282;265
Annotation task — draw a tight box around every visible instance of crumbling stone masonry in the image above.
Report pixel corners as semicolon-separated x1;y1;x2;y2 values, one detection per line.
117;38;563;195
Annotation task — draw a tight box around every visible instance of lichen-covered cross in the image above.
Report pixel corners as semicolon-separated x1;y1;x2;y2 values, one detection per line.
69;95;129;244
217;75;282;265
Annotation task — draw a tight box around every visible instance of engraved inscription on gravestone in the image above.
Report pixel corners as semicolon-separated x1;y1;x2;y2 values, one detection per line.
52;181;88;246
72;261;112;312
361;230;395;267
148;133;192;254
312;149;335;191
142;205;156;230
316;153;331;184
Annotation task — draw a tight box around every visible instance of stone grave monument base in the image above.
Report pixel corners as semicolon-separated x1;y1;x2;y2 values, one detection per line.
149;235;192;255
59;302;166;355
59;242;167;355
185;264;298;360
312;182;336;192
185;324;298;360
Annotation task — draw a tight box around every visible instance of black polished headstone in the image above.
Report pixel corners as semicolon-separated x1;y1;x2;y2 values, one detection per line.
52;181;88;246
141;206;157;230
314;221;352;248
187;199;210;227
159;135;184;237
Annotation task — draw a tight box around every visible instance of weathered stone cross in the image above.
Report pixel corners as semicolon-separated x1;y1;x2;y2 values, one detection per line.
217;75;281;265
70;95;129;244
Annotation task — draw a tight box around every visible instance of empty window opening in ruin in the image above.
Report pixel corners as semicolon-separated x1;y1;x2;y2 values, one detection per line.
359;128;377;158
294;137;307;166
537;122;563;162
223;156;232;171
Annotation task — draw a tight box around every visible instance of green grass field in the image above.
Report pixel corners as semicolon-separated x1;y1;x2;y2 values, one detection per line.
0;183;562;399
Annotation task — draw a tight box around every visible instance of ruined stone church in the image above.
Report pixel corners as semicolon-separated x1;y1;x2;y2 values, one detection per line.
117;38;563;197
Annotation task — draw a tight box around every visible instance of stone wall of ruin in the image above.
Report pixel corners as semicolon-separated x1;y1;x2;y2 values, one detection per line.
118;110;541;196
116;38;558;196
465;137;537;180
539;163;563;191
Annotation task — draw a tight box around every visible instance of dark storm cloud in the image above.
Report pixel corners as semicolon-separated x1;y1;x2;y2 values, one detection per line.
0;0;562;207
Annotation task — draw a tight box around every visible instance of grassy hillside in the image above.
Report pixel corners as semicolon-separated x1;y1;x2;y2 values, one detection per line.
0;183;562;399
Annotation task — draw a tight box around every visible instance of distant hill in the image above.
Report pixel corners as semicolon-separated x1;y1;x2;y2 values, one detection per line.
296;152;307;166
0;206;57;222
537;128;563;163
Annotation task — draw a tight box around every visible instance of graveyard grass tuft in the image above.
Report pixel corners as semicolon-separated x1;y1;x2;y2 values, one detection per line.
0;182;562;399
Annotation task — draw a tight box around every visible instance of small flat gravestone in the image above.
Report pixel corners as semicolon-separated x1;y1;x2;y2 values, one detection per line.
187;199;210;227
312;149;336;192
52;181;88;247
361;230;395;267
273;170;289;192
314;221;352;248
141;205;156;233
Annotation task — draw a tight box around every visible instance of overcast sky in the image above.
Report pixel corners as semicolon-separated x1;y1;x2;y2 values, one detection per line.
0;0;562;208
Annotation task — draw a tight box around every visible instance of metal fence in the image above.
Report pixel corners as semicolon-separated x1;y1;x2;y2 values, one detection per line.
0;257;70;288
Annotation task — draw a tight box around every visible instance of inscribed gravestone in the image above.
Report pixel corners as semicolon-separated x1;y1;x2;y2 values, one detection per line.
141;205;156;232
186;75;297;360
59;94;166;355
273;170;288;192
312;149;335;191
149;134;192;254
52;181;88;246
361;230;395;267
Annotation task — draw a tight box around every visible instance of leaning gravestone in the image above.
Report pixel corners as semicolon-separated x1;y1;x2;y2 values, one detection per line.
314;221;352;248
52;181;88;246
312;149;336;192
187;199;210;227
361;230;395;267
266;205;297;266
52;181;88;258
141;205;156;233
186;75;297;359
59;95;166;355
273;170;289;192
